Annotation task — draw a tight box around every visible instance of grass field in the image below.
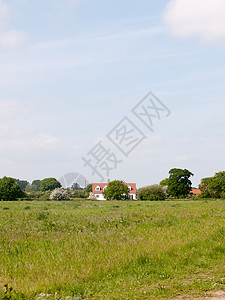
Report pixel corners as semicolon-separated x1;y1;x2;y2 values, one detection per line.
0;199;225;299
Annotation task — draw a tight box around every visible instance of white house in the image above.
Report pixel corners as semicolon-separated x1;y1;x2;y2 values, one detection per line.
92;182;137;200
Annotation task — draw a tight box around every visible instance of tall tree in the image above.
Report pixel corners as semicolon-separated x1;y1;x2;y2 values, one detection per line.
84;183;92;193
15;179;29;191
199;177;214;198
71;182;83;190
167;168;193;198
40;178;61;192
0;177;26;201
159;178;169;186
32;180;41;191
210;171;225;197
103;180;129;200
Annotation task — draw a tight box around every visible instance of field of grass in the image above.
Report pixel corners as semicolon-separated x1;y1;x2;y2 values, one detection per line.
1;199;225;299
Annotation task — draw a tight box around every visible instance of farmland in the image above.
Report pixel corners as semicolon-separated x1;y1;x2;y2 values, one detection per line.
1;199;225;299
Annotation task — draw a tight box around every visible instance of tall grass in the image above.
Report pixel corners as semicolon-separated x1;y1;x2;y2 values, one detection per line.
0;200;225;299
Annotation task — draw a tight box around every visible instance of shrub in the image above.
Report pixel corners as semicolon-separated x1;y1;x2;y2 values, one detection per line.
72;190;87;198
49;188;71;201
38;192;51;201
137;184;166;201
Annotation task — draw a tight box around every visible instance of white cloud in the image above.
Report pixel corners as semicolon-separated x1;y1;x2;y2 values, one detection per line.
163;0;225;43
0;127;61;151
0;99;33;119
0;0;9;21
95;27;163;41
54;0;78;14
0;30;28;47
0;0;28;48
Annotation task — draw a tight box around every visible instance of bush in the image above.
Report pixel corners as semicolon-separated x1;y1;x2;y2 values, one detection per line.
72;190;87;198
50;188;71;201
137;184;166;201
38;192;51;201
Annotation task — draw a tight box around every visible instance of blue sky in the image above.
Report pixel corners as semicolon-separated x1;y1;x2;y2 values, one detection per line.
0;0;225;188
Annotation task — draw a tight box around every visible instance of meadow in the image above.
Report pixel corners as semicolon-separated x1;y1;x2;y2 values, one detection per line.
0;199;225;299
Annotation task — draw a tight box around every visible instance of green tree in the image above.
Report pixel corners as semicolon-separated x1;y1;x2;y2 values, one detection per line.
159;178;169;186
167;168;193;198
210;171;225;198
32;180;41;191
40;178;61;192
199;177;214;198
0;177;26;201
25;184;38;192
85;183;92;193
72;190;86;198
137;184;166;201
71;182;83;190
103;180;129;200
15;179;29;191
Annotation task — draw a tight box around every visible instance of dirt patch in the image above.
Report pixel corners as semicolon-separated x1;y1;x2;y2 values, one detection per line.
205;290;225;299
173;290;225;299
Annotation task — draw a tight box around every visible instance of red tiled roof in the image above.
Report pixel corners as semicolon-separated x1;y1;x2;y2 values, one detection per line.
92;183;137;194
190;189;201;195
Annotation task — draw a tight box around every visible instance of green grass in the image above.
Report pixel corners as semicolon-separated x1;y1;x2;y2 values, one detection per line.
0;199;225;299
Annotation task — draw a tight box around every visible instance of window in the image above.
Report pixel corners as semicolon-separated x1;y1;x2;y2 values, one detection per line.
95;185;101;191
128;185;132;191
103;185;107;190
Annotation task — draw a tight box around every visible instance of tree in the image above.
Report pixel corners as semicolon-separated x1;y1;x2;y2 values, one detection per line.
209;171;225;198
15;179;29;191
32;180;41;191
71;182;83;190
25;184;38;192
103;180;129;200
85;183;92;193
137;184;166;201
40;178;61;192
167;168;193;198
0;177;26;201
199;177;214;198
159;178;169;186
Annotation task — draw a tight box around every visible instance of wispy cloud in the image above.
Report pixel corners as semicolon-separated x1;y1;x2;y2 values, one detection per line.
0;0;9;21
0;99;33;119
95;27;163;41
0;30;28;48
163;0;225;43
0;0;28;48
0;127;61;151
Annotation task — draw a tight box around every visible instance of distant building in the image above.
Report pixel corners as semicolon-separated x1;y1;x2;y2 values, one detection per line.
92;182;137;200
190;189;201;195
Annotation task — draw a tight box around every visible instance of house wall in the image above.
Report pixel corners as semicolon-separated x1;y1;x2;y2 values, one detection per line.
94;193;106;200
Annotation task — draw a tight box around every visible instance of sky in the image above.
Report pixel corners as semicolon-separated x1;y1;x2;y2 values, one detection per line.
0;0;225;188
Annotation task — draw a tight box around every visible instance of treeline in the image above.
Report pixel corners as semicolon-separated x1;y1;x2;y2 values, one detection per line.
138;169;225;201
1;168;225;201
0;176;92;201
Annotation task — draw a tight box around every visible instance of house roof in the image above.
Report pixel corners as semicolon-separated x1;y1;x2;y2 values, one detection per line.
92;183;137;194
190;189;201;195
